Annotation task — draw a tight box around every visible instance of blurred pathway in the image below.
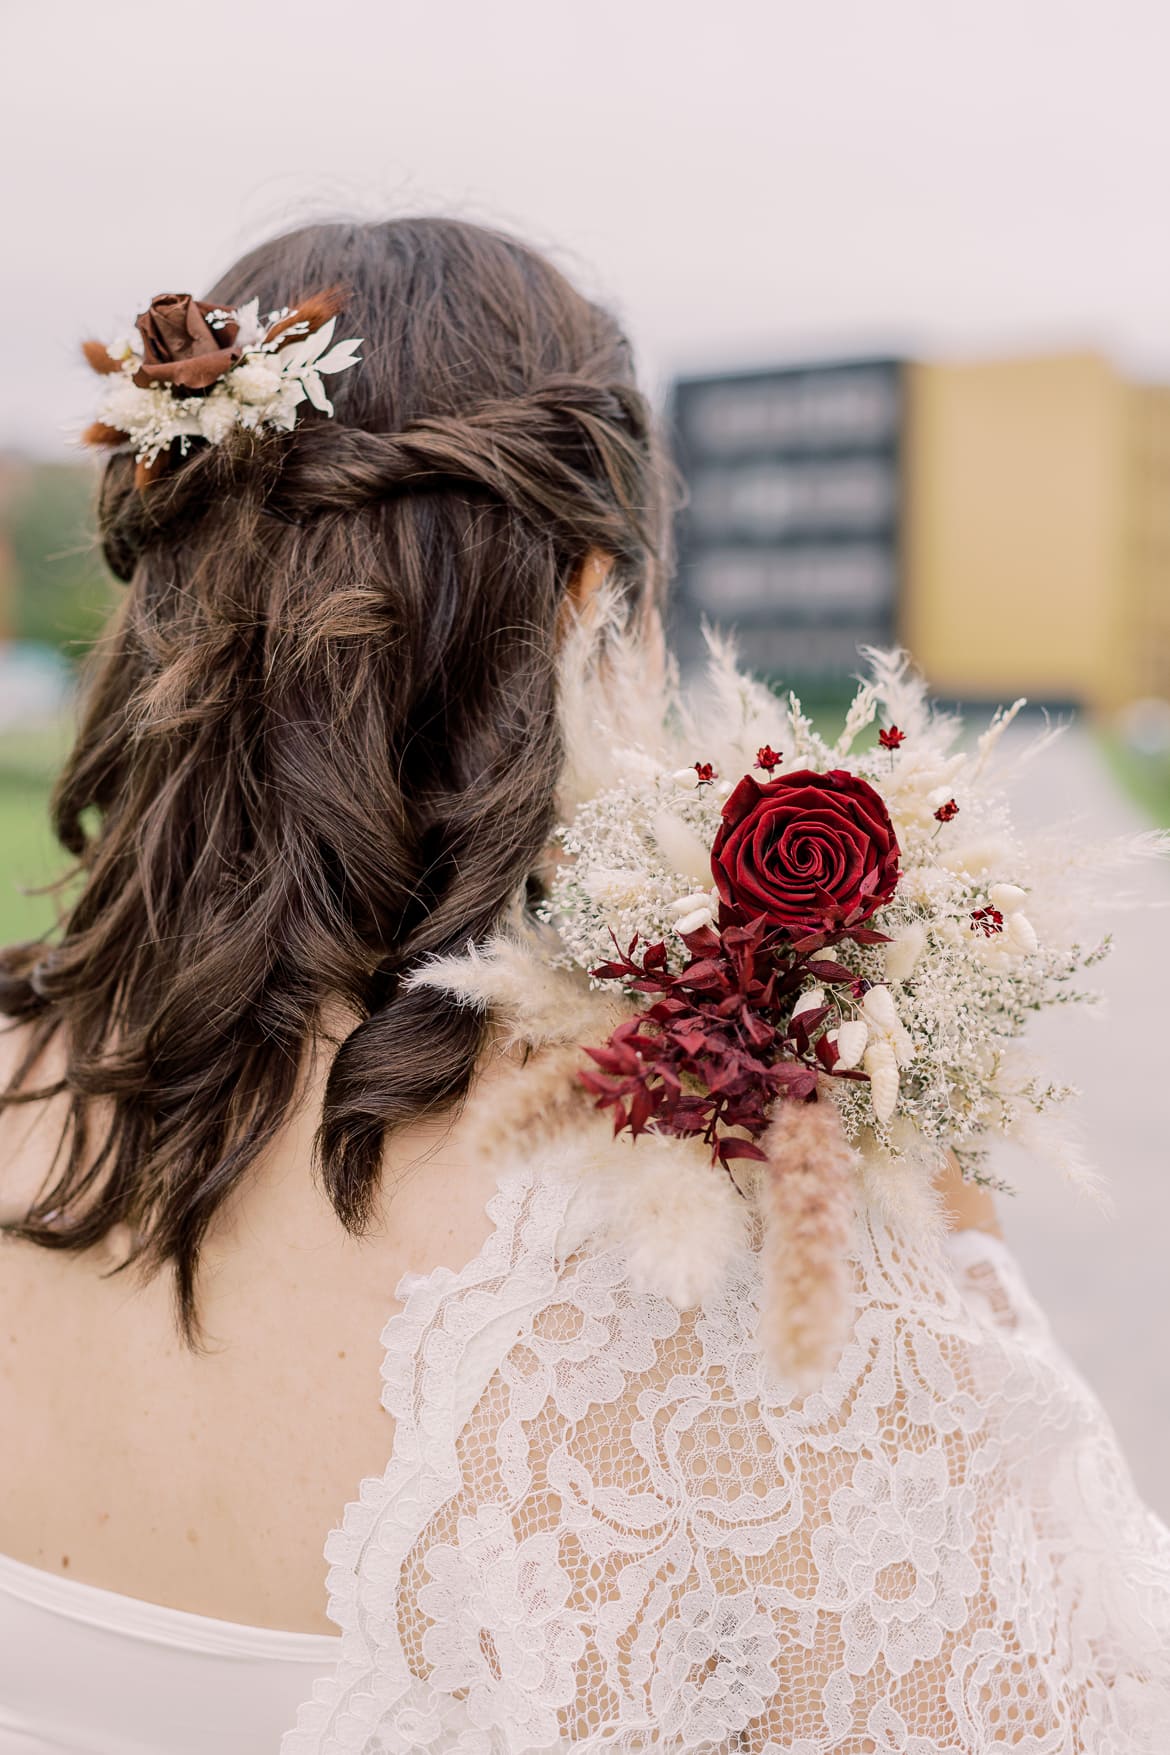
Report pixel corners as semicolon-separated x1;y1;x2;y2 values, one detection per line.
986;720;1170;1520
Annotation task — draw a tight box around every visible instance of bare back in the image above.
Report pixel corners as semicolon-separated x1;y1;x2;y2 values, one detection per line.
0;1021;512;1635
0;1020;997;1637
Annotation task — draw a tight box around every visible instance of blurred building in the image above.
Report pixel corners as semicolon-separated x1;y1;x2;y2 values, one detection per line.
667;359;904;684
668;352;1170;707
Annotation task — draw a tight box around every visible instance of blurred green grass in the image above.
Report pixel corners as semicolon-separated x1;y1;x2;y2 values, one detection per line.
0;458;111;950
0;723;71;946
1099;733;1170;829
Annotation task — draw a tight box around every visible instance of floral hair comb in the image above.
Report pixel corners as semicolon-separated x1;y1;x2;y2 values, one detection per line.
81;287;363;486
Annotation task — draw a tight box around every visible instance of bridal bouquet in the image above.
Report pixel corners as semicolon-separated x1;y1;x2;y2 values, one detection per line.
540;651;1104;1188
412;617;1148;1387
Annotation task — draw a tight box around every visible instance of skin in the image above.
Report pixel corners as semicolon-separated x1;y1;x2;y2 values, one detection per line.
0;552;996;1637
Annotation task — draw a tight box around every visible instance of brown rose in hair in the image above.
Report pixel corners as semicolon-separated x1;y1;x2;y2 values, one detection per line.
133;294;242;391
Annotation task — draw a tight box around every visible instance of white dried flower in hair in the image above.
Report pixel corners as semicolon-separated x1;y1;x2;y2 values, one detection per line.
198;394;239;444
585;867;650;910
938;837;1016;878
583;1136;750;1309
230;358;284;405
103;379;157;430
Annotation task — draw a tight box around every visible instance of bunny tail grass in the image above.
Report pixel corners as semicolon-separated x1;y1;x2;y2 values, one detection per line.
582;1133;751;1310
758;1098;860;1392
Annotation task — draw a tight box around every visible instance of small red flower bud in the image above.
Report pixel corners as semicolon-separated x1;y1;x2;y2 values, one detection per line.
879;725;906;750
934;798;960;823
755;744;782;774
694;761;716;784
970;906;1005;937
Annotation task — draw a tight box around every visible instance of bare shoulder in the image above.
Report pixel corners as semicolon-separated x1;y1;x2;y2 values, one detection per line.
0;1018;69;1220
936;1149;1001;1237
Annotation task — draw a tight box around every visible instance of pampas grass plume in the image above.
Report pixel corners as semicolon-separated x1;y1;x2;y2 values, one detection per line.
554;579;674;815
459;1043;608;1164
404;932;627;1050
758;1099;859;1391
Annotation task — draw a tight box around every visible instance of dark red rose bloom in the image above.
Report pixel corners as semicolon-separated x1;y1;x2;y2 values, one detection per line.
133;293;242;390
934;797;960;823
711;768;900;930
693;761;716;783
879;725;905;750
755;744;782;773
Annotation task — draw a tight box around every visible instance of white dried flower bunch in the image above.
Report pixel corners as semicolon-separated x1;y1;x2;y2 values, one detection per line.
89;298;362;466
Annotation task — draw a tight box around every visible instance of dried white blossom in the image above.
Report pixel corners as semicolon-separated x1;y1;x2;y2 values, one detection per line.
860;985;913;1063
828;1020;869;1069
792;986;827;1020
650;809;716;888
1005;911;1039;956
863;1039;900;1123
87;308;362;464
229;357;285;405
883;921;926;983
673;907;714;936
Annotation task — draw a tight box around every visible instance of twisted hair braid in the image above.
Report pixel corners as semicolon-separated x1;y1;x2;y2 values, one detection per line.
0;217;678;1339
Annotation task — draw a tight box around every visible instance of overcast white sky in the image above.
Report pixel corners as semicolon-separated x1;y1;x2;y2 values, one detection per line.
4;0;1170;456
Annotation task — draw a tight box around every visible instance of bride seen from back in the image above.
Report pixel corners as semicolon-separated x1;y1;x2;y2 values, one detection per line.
0;215;672;1640
0;215;1167;1755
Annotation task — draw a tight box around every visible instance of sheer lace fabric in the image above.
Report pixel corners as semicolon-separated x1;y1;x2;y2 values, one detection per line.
283;1160;1170;1753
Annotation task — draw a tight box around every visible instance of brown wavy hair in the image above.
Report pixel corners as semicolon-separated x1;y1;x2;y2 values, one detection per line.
0;216;676;1338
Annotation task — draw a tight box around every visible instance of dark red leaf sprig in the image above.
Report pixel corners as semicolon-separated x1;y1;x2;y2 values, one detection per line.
580;901;883;1174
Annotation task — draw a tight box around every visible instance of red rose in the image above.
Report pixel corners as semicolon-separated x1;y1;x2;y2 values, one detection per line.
711;767;900;930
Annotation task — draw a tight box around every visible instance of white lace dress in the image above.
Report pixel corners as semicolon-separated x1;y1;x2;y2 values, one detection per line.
282;1157;1170;1754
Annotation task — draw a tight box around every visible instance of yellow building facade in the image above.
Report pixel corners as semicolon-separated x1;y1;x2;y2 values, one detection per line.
902;354;1170;708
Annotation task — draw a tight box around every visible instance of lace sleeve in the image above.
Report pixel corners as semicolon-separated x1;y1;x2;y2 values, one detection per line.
284;1164;1170;1755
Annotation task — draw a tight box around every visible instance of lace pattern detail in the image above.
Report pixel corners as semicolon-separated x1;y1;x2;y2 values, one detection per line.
283;1161;1170;1753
